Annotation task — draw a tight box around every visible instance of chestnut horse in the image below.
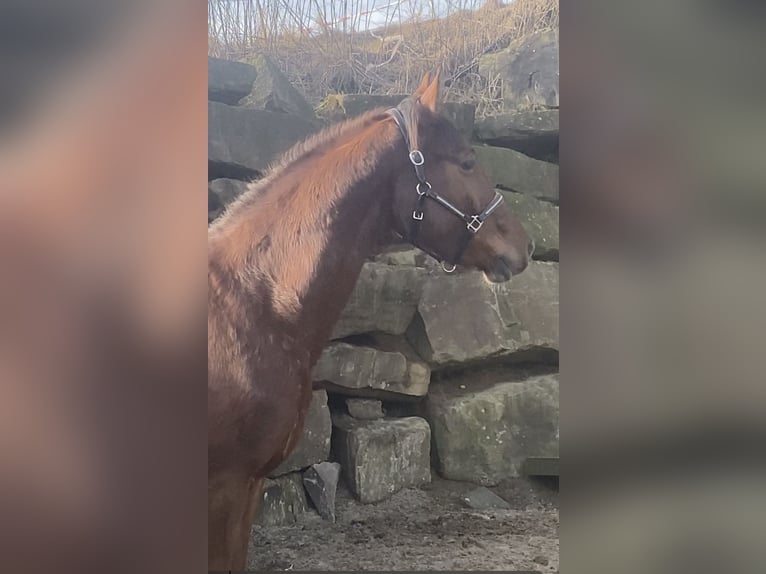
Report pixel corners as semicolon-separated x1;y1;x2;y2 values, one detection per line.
208;72;532;570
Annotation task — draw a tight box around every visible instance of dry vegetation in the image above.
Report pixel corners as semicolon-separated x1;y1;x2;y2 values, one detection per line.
208;0;558;116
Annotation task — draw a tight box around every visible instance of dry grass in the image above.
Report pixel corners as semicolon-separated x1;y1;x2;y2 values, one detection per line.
208;0;558;116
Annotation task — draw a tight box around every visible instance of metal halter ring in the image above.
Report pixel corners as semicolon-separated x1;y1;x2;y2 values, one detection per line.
467;215;483;233
416;181;431;196
409;150;425;166
442;262;457;273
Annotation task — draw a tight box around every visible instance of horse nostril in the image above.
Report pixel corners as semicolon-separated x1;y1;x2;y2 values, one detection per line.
527;239;536;258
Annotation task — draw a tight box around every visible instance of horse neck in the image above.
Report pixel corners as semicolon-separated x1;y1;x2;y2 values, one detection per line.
210;117;404;356
296;165;395;353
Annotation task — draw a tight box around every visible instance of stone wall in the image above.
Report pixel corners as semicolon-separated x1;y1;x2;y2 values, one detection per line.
208;37;559;525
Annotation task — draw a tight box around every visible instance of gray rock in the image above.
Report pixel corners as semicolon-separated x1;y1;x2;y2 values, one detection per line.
208;178;249;209
426;374;559;485
495;261;559;362
474;110;558;162
208;189;223;223
332;416;431;503
316;93;403;122
256;473;308;526
269;389;332;477
208;56;258;105
441;102;477;141
407;272;504;367
500;190;558;260
239;54;316;120
524;456;559;476
302;462;341;522
373;247;440;268
462;486;511;510
346;398;384;420
479;30;559;110
332;262;427;339
208;101;317;175
474;144;558;203
316;94;476;140
314;343;430;399
407;263;558;368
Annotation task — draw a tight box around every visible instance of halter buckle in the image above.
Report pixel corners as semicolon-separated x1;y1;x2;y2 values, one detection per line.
467;215;483;233
409;150;425;166
442;262;457;273
413;210;424;221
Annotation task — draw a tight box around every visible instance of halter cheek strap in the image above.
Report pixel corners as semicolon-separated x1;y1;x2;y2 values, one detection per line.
387;106;504;272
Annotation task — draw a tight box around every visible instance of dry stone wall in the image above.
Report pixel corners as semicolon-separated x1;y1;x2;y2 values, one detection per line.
208;40;559;526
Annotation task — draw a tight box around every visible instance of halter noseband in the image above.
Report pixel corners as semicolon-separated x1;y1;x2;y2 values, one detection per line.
387;105;504;273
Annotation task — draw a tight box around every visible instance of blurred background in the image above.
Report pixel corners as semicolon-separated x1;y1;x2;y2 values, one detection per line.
563;1;766;573
0;1;207;572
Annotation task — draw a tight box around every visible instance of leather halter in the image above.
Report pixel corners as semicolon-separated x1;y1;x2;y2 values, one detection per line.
387;104;504;272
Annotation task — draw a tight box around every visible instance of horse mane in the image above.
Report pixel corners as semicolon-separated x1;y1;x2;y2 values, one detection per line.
209;108;393;233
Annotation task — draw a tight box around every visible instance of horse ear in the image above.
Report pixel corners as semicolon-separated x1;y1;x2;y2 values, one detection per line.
414;72;432;97
419;68;441;112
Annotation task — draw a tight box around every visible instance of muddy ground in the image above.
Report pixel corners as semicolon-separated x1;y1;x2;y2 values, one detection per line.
247;476;558;572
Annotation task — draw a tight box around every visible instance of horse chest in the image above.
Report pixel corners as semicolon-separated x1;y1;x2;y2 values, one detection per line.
248;332;309;384
235;344;313;473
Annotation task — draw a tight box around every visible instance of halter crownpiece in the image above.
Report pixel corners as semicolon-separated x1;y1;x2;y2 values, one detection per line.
386;103;505;273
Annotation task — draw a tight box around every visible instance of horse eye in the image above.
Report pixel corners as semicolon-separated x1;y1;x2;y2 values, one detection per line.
460;159;475;171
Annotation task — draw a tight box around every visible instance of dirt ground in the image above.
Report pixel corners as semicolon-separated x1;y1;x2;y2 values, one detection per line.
247;476;559;572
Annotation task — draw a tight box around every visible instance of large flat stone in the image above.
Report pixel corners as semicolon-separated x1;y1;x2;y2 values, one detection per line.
269;389;332;477
332;262;427;339
316;94;476;140
495;261;559;362
239;54;316;120
346;398;384;420
373;246;440;269
208;56;257;105
406;263;558;368
441;102;477;141
500;190;559;260
313;342;430;399
426;374;559;485
407;272;506;367
208;101;317;175
255;472;309;526
474;144;558;203
474;110;558;162
332;415;431;503
479;30;559;110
